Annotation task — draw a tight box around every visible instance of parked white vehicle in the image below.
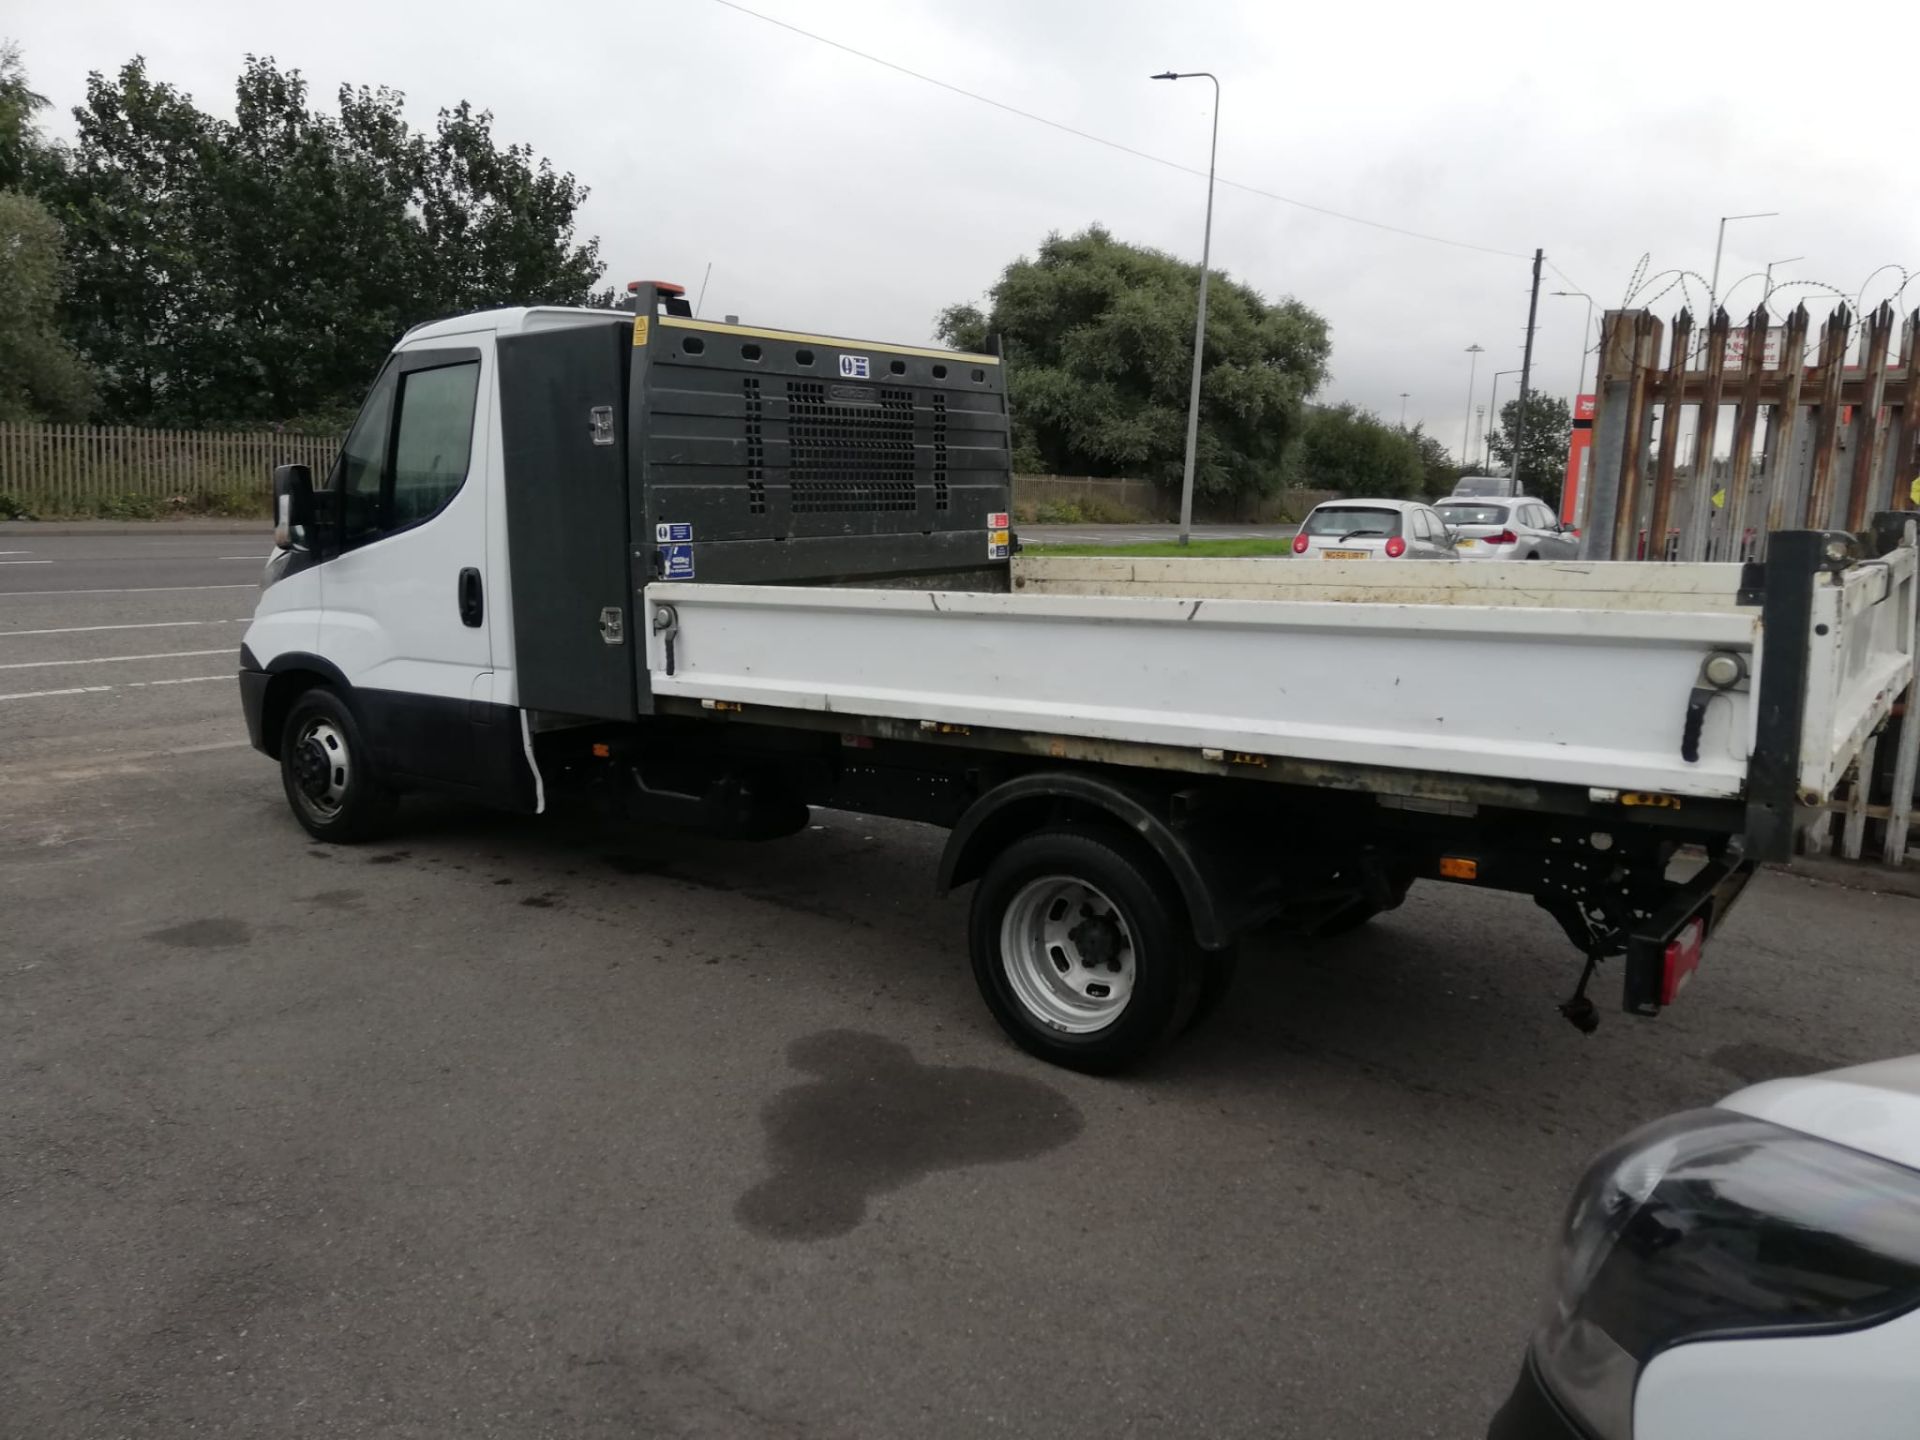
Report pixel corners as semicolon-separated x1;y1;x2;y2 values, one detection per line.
1489;1054;1920;1440
1437;495;1581;560
1289;497;1460;560
237;286;1919;1071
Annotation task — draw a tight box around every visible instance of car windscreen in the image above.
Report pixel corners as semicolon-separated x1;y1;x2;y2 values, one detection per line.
1303;507;1401;538
1436;504;1508;526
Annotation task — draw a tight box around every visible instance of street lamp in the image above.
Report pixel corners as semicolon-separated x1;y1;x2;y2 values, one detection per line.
1708;211;1778;327
1461;344;1484;467
1762;255;1803;308
1487;370;1521;474
1399;392;1410;428
1550;290;1596;402
1152;69;1220;548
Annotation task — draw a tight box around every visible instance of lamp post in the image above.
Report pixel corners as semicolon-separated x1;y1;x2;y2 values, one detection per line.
1487;369;1521;475
1152;69;1219;548
1708;211;1778;330
1461;344;1484;467
1550;289;1596;401
1399;392;1410;428
1761;256;1803;309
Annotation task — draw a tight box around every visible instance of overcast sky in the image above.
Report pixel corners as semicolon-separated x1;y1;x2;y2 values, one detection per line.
14;0;1919;460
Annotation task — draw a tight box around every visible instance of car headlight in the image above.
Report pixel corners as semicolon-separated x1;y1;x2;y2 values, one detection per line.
1533;1108;1920;1440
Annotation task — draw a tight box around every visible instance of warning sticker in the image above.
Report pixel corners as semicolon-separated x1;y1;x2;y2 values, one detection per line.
988;512;1011;560
662;543;695;580
632;316;650;347
838;353;871;380
655;522;693;543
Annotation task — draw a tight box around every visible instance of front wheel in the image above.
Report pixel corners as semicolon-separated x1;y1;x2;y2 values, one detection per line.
968;828;1201;1074
279;687;396;843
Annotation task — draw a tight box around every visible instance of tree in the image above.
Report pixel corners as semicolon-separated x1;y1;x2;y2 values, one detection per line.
0;190;96;420
1406;424;1457;498
936;226;1330;502
0;40;49;189
1292;403;1424;498
1487;391;1572;503
41;55;608;427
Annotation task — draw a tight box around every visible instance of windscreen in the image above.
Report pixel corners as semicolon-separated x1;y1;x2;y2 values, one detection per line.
1302;506;1402;538
1436;503;1508;526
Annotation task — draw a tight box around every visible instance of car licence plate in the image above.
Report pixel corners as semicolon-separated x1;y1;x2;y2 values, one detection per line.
1455;537;1475;546
1322;549;1369;559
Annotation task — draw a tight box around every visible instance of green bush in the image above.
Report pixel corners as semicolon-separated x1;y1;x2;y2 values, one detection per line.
1029;496;1145;525
0;493;35;521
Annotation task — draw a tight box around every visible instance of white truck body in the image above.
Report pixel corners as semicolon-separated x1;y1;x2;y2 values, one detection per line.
237;296;1920;1071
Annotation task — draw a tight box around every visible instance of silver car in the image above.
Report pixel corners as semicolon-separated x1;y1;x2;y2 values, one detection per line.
1291;499;1460;561
1434;496;1580;560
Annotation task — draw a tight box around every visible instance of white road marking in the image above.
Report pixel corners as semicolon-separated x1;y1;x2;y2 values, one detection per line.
0;550;32;555
0;560;53;565
1;583;255;597
219;556;266;561
0;647;232;671
0;619;250;638
0;674;230;703
0;684;113;701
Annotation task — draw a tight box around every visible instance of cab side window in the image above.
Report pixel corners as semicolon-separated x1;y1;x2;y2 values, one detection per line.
1411;510;1433;542
391;363;480;526
329;368;396;550
324;352;481;552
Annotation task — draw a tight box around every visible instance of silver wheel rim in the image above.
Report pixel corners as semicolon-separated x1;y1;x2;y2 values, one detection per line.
291;717;352;819
999;875;1136;1033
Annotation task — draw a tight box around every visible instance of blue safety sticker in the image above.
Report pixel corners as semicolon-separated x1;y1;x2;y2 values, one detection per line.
655;521;693;543
662;543;695;580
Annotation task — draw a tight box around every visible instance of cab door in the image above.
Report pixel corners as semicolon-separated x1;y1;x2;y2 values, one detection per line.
317;338;496;787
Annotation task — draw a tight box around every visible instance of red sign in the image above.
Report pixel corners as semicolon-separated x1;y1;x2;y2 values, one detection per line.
1574;393;1596;422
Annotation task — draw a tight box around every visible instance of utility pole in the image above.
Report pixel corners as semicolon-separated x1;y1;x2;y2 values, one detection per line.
1513;248;1543;492
1399;393;1410;428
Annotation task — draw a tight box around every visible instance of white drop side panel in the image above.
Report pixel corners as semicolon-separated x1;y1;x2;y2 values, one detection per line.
645;585;1759;798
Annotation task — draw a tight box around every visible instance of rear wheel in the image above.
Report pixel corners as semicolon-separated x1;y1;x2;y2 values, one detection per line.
279;687;396;843
969;828;1201;1074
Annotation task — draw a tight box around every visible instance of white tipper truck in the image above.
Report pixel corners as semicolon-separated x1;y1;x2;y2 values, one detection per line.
238;281;1919;1072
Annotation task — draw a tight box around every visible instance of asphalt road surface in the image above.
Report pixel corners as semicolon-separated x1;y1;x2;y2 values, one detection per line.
6;528;1919;1439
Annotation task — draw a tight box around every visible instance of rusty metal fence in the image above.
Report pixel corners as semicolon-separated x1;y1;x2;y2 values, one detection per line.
1583;303;1920;562
0;425;342;517
1581;303;1920;870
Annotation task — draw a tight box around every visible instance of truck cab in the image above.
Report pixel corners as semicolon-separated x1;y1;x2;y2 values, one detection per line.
242;285;1012;825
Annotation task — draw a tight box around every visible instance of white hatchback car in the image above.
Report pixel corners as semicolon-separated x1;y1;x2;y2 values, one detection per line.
1436;496;1581;560
1290;498;1460;560
1489;1054;1920;1440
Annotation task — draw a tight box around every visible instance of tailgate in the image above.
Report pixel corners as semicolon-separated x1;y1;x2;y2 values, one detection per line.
1797;537;1919;800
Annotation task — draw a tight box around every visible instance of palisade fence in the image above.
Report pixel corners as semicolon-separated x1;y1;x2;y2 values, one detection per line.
0;424;343;517
1583;303;1920;870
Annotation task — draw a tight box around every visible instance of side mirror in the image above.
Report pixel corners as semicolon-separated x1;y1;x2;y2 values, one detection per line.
273;463;314;550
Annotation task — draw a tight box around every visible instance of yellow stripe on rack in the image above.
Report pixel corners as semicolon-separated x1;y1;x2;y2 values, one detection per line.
657;315;998;365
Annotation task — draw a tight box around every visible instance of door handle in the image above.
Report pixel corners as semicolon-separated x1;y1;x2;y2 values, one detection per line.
458;568;484;628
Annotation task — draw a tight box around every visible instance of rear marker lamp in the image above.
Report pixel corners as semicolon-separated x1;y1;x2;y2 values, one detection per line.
1292;533;1310;554
1383;536;1407;557
1439;856;1478;880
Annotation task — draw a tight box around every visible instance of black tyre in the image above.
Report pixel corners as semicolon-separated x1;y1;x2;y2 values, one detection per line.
968;828;1202;1074
279;687;397;843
